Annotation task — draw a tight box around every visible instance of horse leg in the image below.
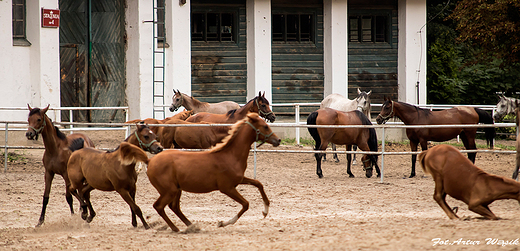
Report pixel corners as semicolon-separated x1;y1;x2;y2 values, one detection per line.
168;190;192;227
346;145;355;178
240;177;270;217
217;187;249;227
62;173;75;215
460;131;477;163
332;143;340;163
118;189;150;229
153;193;180;232
352;145;358;165
467;203;498;220
409;141;419;178
432;179;459;219
36;171;55;227
314;152;325;178
81;185;96;223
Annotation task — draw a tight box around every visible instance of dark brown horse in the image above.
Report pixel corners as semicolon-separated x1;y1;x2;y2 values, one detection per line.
419;144;520;220
25;104;95;227
125;122;164;154
147;113;281;232
67;141;150;228
376;97;495;178
158;118;229;149
169;89;240;114
186;92;276;123
307;108;380;179
512;100;520;179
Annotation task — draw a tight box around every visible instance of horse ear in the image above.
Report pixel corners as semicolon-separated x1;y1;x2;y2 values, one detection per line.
42;104;50;114
357;88;361;94
367;90;372;96
27;104;33;111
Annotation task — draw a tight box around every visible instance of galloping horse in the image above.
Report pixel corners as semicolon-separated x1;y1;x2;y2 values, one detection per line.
493;95;519;121
419;144;520;220
25;104;95;227
169;89;240;114
321;88;372;162
67;141;151;229
147;113;281;232
376;97;495;178
307;108;380;179
186;92;276;123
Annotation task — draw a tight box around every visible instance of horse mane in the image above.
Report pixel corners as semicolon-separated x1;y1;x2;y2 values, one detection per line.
54;126;67;140
353;110;379;164
29;108;41;116
210;116;249;153
226;109;238;118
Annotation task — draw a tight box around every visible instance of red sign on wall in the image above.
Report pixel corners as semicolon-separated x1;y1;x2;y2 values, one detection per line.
41;9;60;28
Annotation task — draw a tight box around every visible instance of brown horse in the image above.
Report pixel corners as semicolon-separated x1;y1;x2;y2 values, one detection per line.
419;144;520;220
25;104;95;227
158;119;229;149
376;97;495;178
125;110;193;136
124;122;164;154
67;141;150;228
169;89;240;114
307;108;380;179
147;113;281;232
186;92;276;123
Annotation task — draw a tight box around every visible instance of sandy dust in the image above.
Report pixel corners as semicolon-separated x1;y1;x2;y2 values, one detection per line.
1;130;519;250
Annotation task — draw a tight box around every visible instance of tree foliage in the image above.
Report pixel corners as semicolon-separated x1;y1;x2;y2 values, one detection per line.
450;0;520;65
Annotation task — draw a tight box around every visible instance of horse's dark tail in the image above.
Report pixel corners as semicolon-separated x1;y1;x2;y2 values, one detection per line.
355;110;379;163
69;138;85;152
475;108;495;148
307;111;321;150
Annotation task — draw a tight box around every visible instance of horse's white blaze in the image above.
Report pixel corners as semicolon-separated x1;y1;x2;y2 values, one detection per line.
263;203;269;217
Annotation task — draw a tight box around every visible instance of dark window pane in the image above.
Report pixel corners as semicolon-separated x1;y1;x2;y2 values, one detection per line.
300;14;312;42
221;13;233;41
272;14;284;41
349;17;359;42
12;0;25;39
206;13;219;41
375;16;386;42
156;0;165;41
14;6;24;20
286;14;298;41
361;17;372;42
191;13;205;41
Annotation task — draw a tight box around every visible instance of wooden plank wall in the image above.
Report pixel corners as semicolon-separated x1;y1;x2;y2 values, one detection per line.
271;4;324;115
191;2;247;104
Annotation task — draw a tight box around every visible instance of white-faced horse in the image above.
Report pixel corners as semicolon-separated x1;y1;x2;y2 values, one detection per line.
494;95;519;121
320;88;372;163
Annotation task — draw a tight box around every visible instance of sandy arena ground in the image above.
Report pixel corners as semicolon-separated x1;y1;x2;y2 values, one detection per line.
1;129;519;250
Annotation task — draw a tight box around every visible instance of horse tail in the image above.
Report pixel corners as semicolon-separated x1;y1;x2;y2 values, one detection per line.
418;149;431;175
356;110;379;163
69;138;85;152
119;142;149;165
307;111;321;150
475;108;495;148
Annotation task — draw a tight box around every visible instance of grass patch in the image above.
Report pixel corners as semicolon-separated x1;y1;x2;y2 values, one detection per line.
0;151;27;164
281;138;315;147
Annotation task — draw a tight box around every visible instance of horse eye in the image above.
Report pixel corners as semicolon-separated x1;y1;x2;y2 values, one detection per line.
144;135;149;140
37;118;41;122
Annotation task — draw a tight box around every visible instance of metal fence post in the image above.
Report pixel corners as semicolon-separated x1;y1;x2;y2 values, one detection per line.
295;104;300;145
380;126;385;183
69;109;74;133
4;122;8;172
253;142;257;179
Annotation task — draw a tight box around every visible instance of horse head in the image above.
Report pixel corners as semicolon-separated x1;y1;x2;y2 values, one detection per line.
169;89;184;112
493;95;513;121
246;112;280;147
26;104;50;140
134;122;163;154
361;155;375;178
254;91;276;123
355;88;372;117
376;97;394;124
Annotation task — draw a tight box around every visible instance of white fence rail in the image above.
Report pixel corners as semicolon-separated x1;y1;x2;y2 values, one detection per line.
1;105;516;183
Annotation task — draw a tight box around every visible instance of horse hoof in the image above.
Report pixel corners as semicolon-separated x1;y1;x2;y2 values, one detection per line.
217;221;224;227
348;174;355;178
318;174;324;178
144;224;151;230
35;221;43;228
334;159;340;163
352;160;357;165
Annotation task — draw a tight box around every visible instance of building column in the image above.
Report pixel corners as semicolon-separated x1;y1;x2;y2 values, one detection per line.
126;0;153;120
246;0;272;102
398;0;427;105
28;0;61;120
165;0;191;116
323;0;348;98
